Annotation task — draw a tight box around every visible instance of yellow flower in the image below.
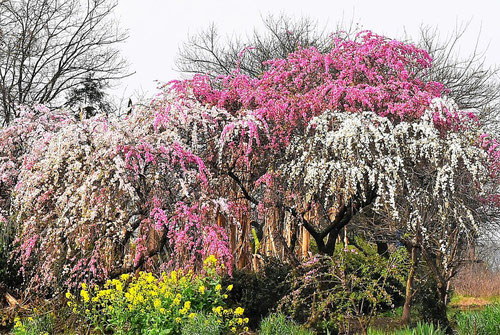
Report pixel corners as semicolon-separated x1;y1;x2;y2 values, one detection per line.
204;254;218;267
215;284;221;291
121;273;130;281
146;273;155;283
173;298;180;306
175;317;182;323
81;283;87;290
212;306;223;316
244;318;249;323
184;301;191;310
80;289;90;303
180;308;187;315
65;292;73;299
234;307;244;316
227;284;233;291
154;298;161;309
198;285;205;294
188;313;196;319
231;327;236;333
171;270;177;282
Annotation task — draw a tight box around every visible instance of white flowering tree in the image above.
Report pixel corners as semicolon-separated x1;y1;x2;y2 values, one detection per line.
278;97;497;319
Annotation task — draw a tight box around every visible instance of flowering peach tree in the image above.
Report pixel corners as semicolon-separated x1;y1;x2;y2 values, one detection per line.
2;31;498;299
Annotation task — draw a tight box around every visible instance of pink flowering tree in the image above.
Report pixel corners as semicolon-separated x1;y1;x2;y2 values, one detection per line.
10;97;234;294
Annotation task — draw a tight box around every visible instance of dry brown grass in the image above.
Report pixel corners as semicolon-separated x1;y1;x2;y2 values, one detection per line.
451;263;500;299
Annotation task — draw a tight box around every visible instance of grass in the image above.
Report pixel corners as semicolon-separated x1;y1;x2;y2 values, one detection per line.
454;303;500;335
368;322;445;335
259;313;314;335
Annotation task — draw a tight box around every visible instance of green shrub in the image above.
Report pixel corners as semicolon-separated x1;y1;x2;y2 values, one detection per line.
222;257;291;329
278;239;408;332
259;313;314;335
455;303;500;335
413;275;449;330
181;313;221;335
0;218;21;291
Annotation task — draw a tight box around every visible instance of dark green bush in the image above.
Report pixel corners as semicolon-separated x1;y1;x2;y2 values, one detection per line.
278;239;408;333
413;275;449;330
222;257;292;329
0;218;22;293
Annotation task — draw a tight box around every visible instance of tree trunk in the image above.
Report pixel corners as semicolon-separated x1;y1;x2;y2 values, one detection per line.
402;245;419;324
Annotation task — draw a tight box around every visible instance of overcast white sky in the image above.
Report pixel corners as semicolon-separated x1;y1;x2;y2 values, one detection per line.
112;0;500;101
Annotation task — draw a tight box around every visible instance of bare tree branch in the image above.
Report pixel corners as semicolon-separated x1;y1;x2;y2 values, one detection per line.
0;0;130;124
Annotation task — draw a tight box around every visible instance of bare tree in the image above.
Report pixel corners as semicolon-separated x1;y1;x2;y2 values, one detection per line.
0;0;129;124
416;23;500;133
176;14;350;79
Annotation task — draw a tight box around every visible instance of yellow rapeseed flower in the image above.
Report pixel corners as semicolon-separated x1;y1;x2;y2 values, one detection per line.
215;284;221;291
234;307;244;316
199;285;205;294
171;270;177;282
212;306;223;316
154;298;161;309
80;289;90;303
188;313;196;319
227;284;233;291
203;255;217;267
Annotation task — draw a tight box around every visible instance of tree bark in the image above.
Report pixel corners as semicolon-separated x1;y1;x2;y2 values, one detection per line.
402;245;419;324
